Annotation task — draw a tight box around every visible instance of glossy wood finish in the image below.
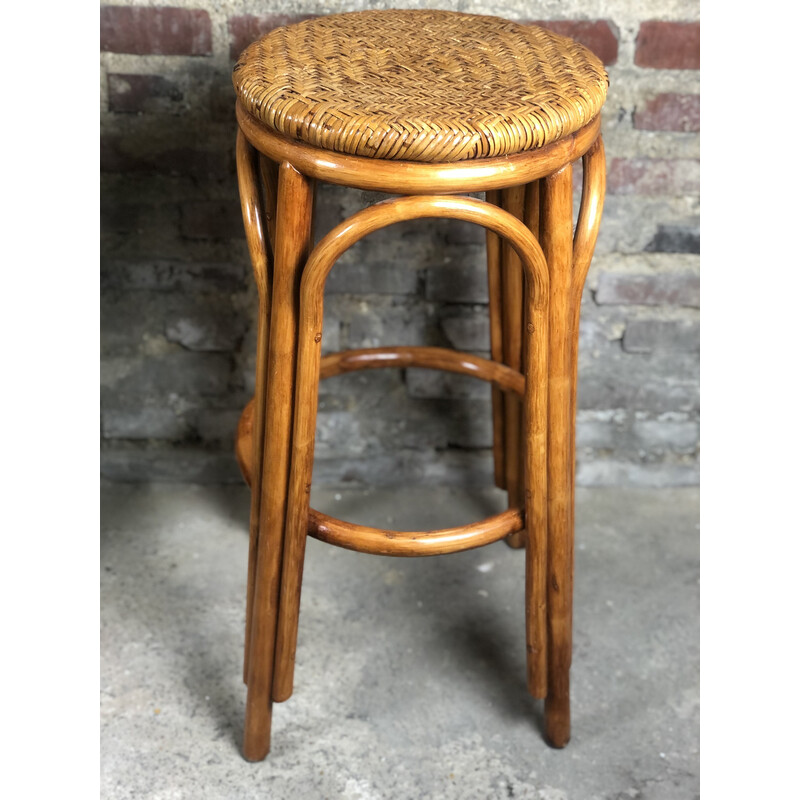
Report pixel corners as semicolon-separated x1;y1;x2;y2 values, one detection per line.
308;507;524;556
500;185;527;550
234;113;606;758
236;131;271;684
237;102;601;195
532;136;606;745
540;163;576;748
484;189;506;491
319;345;524;393
258;155;278;254
242;162;314;762
573;136;606;295
236;345;524;490
235;397;256;484
544;135;606;739
521;176;547;697
271;194;549;703
236;405;522;557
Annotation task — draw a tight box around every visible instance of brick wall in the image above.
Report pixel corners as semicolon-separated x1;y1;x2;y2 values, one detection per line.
100;1;700;487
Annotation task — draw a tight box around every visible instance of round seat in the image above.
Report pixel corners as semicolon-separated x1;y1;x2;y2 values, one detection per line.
233;9;608;163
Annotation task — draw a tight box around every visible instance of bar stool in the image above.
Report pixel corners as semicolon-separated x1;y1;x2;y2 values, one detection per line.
232;9;607;762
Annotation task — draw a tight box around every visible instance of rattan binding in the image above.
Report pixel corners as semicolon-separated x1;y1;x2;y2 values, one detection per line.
233;9;608;164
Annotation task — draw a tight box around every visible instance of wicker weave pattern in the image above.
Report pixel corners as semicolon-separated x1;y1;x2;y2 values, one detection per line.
233;10;608;163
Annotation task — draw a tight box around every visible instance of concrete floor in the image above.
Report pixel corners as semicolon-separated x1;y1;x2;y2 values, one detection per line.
101;483;698;799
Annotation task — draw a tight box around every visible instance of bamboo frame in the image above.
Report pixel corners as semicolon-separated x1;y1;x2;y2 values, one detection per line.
308;507;524;556
235;131;270;685
271;195;549;706
237;102;601;196
241;162;315;762
540;165;574;747
484;189;506;490
234;117;606;759
546;137;606;744
236;346;524;487
257;155;278;255
499;185;527;550
319;345;524;391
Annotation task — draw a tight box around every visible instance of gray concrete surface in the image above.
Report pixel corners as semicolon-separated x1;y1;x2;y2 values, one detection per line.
101;483;698;799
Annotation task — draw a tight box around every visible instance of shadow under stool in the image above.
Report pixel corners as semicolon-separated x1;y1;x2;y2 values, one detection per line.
230;8;608;762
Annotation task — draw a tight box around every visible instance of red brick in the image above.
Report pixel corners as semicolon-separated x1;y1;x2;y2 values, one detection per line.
228;14;317;59
634;93;700;132
608;158;699;195
101;6;212;55
635;21;699;69
107;74;183;114
528;20;618;66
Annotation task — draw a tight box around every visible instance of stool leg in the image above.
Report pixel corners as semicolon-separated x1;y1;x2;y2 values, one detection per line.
521;195;549;700
541;137;606;747
236;133;276;685
541;164;575;748
243;162;314;762
272;257;327;702
485;190;506;492
500;185;527;549
258;155;279;250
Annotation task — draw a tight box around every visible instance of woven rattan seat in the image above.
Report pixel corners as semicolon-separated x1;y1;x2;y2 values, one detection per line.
233;9;608;163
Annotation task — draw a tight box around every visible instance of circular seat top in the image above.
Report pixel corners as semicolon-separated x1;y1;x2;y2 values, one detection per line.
233;9;608;164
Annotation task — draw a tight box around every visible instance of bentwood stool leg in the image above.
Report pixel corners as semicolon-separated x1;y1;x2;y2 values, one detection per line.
485;190;506;493
499;186;527;550
520;193;550;702
236;132;276;685
242;162;314;762
540;136;606;747
519;176;547;698
541;164;575;747
271;194;551;706
271;216;328;703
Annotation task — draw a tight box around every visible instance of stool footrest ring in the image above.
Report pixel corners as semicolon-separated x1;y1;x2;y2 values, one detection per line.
237;396;524;556
236;346;526;483
307;506;524;557
235;345;529;556
319;346;525;395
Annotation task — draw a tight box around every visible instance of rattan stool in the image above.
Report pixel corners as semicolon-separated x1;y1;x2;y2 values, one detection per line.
232;9;607;761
